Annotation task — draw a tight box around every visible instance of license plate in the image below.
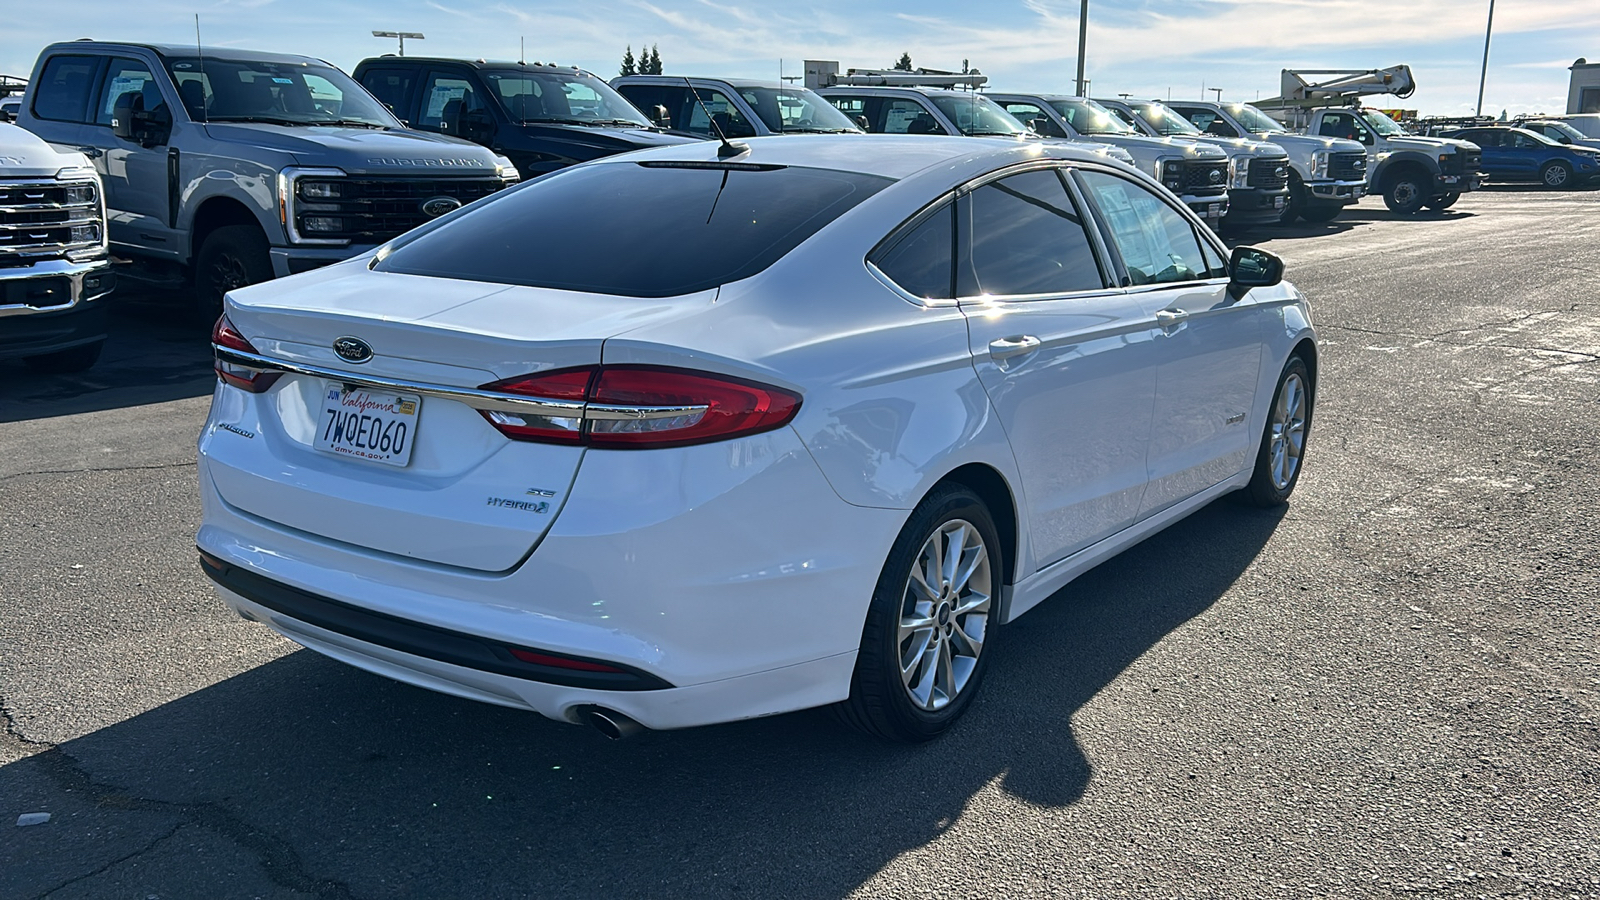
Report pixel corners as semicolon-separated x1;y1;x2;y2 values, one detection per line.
313;385;422;467
1209;203;1223;217
1273;196;1286;209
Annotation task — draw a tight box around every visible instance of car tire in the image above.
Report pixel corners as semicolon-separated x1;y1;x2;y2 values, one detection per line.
1299;203;1341;223
835;485;1001;743
1382;172;1427;214
1425;192;1461;210
194;224;272;322
1540;161;1573;190
22;339;104;374
1240;355;1314;508
1278;172;1305;224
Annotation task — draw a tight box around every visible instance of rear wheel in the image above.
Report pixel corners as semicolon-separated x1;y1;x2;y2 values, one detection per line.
1540;161;1573;190
1382;171;1427;214
193;224;272;322
836;485;1000;743
1240;356;1313;508
1425;192;1461;210
22;340;103;374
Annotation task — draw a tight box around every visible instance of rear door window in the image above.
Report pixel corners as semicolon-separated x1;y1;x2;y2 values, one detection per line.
375;162;892;297
870;201;954;300
960;168;1105;297
32;55;101;123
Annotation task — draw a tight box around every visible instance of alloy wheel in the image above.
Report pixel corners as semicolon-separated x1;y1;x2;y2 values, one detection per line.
210;253;251;296
1268;372;1308;490
1544;165;1569;188
897;519;991;711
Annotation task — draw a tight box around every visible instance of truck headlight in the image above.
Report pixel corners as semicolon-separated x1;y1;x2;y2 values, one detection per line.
70;223;102;244
1230;158;1251;188
298;181;344;200
300;216;346;233
63;183;98;205
1309;150;1329;179
1158;159;1183;192
279;167;350;246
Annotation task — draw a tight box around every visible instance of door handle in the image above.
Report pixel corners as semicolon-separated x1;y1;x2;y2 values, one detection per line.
76;146;103;159
1156;308;1189;329
988;335;1041;360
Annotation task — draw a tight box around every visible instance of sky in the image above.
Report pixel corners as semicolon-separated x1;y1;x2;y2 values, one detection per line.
3;0;1595;116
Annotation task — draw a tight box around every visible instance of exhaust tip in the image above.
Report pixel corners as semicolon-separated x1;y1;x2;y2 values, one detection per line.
585;707;645;740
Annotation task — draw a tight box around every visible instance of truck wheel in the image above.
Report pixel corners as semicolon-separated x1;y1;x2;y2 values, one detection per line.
23;339;104;374
1278;172;1306;224
1425;192;1461;210
1540;161;1573;190
1299;203;1341;223
194;225;272;321
1382;173;1427;214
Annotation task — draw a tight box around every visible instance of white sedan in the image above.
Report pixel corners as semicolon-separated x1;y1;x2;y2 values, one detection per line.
197;135;1315;742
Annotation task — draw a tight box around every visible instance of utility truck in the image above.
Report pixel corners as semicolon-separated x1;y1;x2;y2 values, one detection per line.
1256;66;1482;214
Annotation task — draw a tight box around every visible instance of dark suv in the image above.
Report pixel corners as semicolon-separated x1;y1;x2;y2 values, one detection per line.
353;58;698;180
1440;126;1600;190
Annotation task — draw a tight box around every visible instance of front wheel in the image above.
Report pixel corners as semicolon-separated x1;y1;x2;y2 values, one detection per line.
1382;173;1427;214
1240;356;1314;508
1278;172;1306;224
193;224;272;322
1541;161;1573;190
835;485;1001;743
1425;192;1461;210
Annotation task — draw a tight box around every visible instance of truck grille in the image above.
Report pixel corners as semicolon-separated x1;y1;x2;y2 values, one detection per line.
1247;157;1290;190
1327;151;1368;181
0;179;103;263
292;177;509;244
1182;161;1229;195
1439;150;1481;175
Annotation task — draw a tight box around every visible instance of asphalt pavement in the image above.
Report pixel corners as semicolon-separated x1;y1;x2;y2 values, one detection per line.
2;186;1597;899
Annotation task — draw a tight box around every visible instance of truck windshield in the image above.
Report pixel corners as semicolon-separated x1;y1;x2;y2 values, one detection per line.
737;86;860;133
929;94;1028;136
1050;98;1136;135
482;69;649;127
1359;109;1411;136
161;56;398;127
1529;121;1587;143
1131;102;1203;136
1225;103;1287;134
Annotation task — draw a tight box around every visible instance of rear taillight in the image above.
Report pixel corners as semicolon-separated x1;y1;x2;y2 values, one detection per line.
212;314;282;393
477;365;800;449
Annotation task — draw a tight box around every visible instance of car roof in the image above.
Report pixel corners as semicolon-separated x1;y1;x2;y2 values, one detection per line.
49;41;325;66
361;57;591;74
817;86;987;99
989;93;1089;103
613;75;789;90
581;133;1112;181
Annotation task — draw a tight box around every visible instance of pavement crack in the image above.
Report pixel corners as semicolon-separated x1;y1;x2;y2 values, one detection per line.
0;460;196;483
34;823;186;900
17;744;364;900
0;694;56;757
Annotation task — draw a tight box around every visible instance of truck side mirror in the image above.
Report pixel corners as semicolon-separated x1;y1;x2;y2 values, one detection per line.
853;114;870;132
111;91;139;141
113;92;171;147
650;104;672;130
460;108;496;144
1229;246;1284;297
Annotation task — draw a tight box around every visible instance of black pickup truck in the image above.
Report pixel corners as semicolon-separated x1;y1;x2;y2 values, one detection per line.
352;57;698;180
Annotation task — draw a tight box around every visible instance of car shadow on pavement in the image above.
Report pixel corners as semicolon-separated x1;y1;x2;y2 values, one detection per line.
0;290;214;424
1;499;1285;899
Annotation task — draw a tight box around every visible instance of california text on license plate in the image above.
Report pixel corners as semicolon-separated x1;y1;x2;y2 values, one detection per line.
313;386;422;467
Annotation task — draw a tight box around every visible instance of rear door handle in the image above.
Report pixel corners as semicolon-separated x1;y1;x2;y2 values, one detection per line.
988;335;1041;359
1156;308;1189;329
76;146;103;159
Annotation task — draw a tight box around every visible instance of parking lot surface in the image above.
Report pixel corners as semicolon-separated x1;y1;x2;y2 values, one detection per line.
2;187;1597;899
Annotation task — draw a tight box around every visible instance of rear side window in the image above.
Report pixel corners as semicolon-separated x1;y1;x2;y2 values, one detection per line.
375;162;892;297
871;201;954;300
32;55;100;123
962;168;1105;297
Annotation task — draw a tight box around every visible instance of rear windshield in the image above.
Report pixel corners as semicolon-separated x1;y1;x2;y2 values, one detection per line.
374;161;893;297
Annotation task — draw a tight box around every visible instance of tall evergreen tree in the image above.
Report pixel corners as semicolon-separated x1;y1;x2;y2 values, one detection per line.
894;52;913;72
620;45;636;76
647;44;663;75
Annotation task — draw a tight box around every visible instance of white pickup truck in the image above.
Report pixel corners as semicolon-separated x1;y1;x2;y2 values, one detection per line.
1274;106;1483;213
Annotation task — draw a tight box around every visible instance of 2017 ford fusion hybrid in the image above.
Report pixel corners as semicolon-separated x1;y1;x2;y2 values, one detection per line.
197;135;1316;742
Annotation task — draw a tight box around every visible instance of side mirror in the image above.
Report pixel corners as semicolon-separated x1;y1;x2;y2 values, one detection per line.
460;108;496;144
142;103;171;147
1229;246;1284;297
853;114;870;132
651;104;672;130
111;91;139;141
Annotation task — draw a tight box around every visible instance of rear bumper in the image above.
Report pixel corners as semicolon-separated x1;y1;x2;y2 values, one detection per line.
195;423;904;729
0;258;115;360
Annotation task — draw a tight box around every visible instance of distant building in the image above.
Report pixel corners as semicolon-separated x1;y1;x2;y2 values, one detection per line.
1571;59;1600;113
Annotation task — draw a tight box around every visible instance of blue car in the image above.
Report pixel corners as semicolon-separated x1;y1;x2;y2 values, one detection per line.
1441;126;1600;189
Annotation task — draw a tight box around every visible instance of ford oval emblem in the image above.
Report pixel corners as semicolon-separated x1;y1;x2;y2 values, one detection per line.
333;336;373;364
1275;166;1288;179
420;196;462;218
1209;168;1224;184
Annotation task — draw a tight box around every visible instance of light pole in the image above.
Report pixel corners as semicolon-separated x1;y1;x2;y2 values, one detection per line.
1075;0;1089;96
1210;87;1223;102
1475;0;1494;117
372;30;424;57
